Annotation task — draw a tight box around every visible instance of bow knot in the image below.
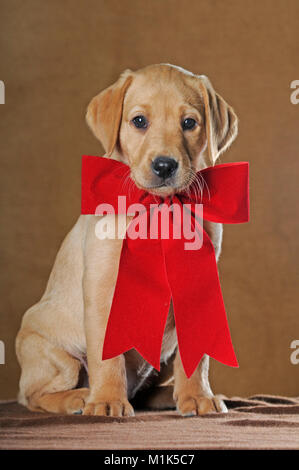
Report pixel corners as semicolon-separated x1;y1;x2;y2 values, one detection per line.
81;155;249;377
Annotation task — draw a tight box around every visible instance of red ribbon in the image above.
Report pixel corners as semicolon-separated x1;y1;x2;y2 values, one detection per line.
81;155;249;378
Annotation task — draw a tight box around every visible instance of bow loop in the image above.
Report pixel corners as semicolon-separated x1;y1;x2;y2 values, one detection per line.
189;162;250;223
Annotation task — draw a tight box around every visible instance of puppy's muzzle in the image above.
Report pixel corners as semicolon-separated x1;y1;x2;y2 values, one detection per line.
151;156;178;181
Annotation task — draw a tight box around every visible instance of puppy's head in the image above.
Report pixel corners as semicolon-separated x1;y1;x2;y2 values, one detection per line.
86;64;238;196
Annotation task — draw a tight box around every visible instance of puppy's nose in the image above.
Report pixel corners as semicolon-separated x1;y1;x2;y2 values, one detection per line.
151;156;178;179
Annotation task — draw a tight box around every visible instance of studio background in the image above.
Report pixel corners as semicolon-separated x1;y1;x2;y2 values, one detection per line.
0;0;298;399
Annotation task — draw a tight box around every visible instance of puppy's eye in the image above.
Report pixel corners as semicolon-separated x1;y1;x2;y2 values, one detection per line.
182;118;197;131
132;115;148;129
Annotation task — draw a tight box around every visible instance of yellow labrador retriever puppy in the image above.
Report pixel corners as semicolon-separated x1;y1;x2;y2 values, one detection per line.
16;64;238;417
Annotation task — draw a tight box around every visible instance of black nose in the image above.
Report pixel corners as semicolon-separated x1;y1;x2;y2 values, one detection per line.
151;156;178;179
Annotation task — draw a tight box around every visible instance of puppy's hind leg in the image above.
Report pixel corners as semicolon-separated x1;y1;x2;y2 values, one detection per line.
16;329;89;414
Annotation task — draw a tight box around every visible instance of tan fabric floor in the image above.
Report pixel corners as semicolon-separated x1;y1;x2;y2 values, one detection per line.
0;395;299;450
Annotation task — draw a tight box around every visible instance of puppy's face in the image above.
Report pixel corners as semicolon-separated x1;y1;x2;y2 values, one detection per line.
87;64;238;197
119;69;206;196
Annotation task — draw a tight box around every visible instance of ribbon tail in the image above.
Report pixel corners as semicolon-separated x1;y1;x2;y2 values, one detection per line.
102;237;171;371
163;230;238;379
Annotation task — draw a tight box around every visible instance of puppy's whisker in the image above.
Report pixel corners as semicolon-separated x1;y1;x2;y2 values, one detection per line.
197;172;211;200
188;169;203;201
119;169;133;195
124;176;134;201
192;173;202;199
128;178;136;202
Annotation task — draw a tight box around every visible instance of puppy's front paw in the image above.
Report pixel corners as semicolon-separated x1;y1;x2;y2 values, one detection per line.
83;398;134;417
176;395;228;416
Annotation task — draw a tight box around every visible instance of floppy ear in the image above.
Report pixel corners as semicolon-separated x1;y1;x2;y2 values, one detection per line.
86;70;133;156
198;75;238;164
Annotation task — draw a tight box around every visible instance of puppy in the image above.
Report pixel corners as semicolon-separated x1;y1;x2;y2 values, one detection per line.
16;64;238;416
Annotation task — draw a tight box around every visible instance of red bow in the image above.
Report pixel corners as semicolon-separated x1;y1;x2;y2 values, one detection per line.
81;155;249;378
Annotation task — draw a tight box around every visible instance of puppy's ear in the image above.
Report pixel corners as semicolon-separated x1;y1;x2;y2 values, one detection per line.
86;69;133;156
198;75;238;164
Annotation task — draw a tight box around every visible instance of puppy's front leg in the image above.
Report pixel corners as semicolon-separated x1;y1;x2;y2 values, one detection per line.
173;350;228;416
82;215;134;417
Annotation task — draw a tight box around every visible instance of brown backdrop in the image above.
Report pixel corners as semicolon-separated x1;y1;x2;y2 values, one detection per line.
0;0;298;399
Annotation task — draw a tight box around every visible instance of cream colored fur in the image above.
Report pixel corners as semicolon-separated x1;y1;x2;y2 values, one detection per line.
16;64;237;416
